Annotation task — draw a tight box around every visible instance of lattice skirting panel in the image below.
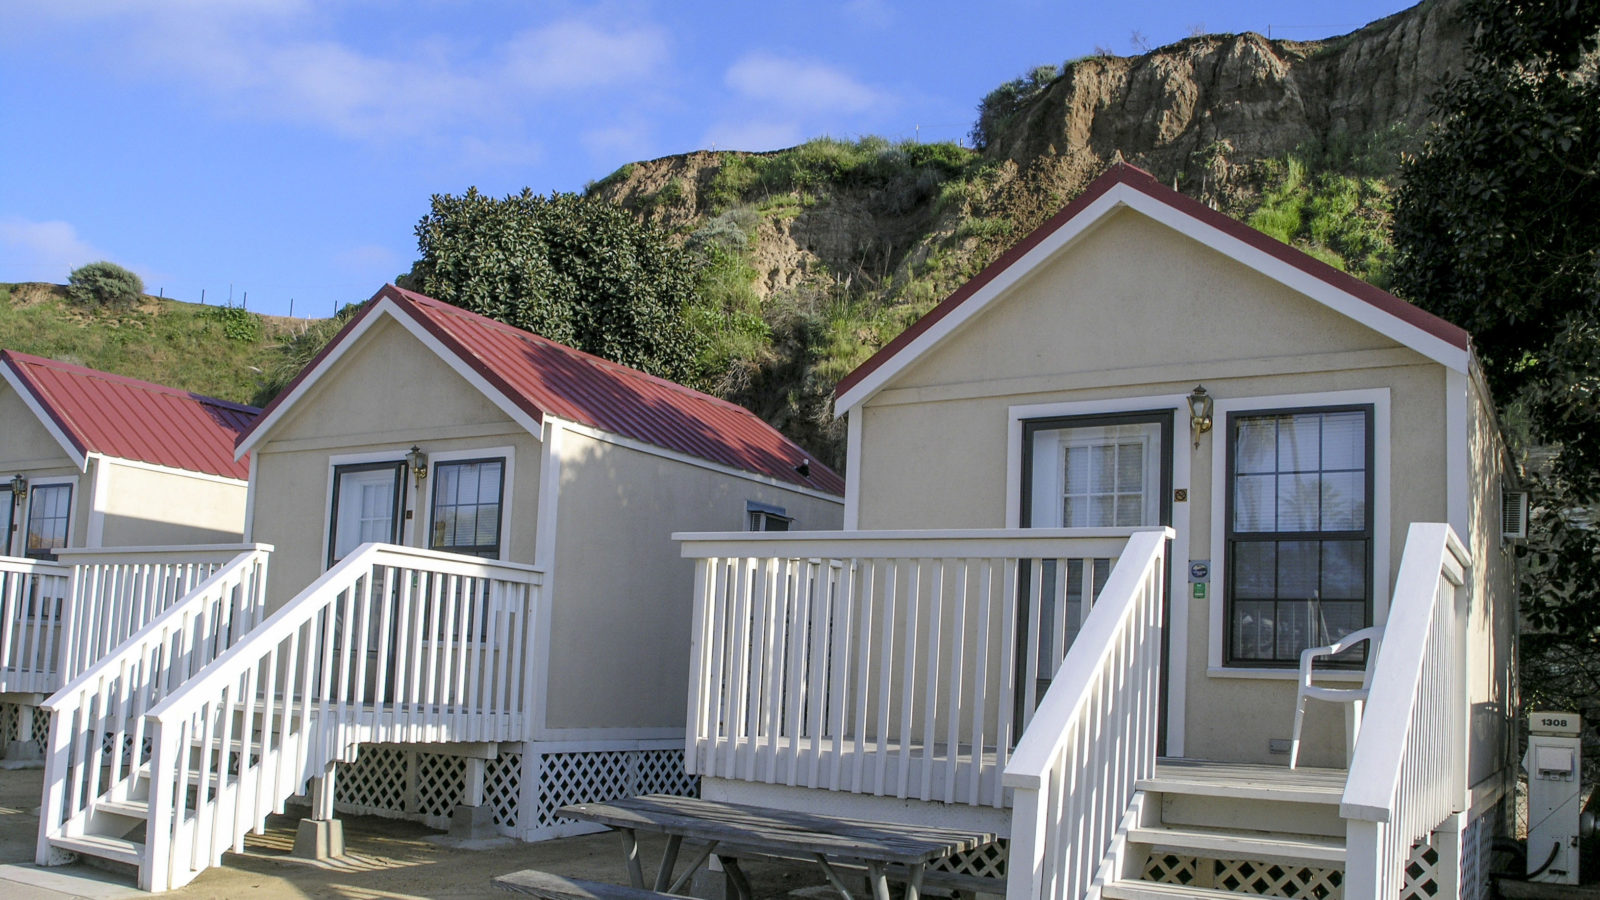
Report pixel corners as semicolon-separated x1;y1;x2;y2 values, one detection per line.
1143;853;1344;899
523;742;699;841
332;740;698;840
1458;805;1500;900
334;744;476;830
0;703;18;747
1401;833;1443;900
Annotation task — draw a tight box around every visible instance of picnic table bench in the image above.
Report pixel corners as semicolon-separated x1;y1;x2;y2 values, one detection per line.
498;794;997;900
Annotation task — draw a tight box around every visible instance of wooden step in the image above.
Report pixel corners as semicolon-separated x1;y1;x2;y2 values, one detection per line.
1140;760;1345;806
49;832;144;866
1127;824;1346;866
93;797;149;821
1104;881;1269;900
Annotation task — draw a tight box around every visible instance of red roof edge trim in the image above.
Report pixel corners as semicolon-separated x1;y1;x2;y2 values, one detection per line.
1;351;88;459
833;162;1470;404
233;289;393;452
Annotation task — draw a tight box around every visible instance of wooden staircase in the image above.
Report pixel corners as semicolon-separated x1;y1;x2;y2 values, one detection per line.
1099;760;1348;900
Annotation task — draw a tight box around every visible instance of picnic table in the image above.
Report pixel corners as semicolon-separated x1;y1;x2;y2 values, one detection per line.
556;794;997;900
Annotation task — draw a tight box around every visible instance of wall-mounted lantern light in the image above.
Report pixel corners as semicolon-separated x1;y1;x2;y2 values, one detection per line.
1188;385;1214;448
406;446;429;485
9;474;27;500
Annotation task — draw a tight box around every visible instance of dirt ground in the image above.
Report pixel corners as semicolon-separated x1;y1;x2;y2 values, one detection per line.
0;766;828;900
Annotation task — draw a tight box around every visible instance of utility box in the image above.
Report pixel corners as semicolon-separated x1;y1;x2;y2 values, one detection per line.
1524;711;1583;884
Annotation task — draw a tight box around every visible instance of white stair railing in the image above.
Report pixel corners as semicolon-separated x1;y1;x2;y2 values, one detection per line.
1341;523;1471;898
1003;528;1170;900
138;542;542;892
678;528;1156;808
36;546;272;863
0;555;72;695
56;545;271;684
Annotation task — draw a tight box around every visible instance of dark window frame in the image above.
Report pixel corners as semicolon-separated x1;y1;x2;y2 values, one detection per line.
25;482;72;561
427;457;507;559
328;461;407;568
1019;410;1175;528
1223;404;1375;668
0;486;13;557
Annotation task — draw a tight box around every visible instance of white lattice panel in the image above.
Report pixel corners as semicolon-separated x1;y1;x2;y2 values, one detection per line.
0;703;17;747
529;747;698;834
487;751;521;828
935;838;1008;880
1459;807;1498;900
1144;854;1343;899
335;745;407;813
31;705;47;748
414;753;467;818
1401;836;1442;900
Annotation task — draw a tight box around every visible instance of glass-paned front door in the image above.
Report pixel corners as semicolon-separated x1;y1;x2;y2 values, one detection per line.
328;462;405;567
1020;412;1173;716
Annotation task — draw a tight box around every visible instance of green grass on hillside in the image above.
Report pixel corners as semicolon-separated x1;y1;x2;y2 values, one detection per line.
0;283;319;408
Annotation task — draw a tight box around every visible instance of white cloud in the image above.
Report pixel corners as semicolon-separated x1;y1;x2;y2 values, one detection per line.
700;120;806;153
725;53;885;114
0;218;106;283
504;20;669;91
9;5;670;142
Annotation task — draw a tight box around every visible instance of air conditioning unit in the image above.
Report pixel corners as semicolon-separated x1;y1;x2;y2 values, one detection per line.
1502;489;1530;541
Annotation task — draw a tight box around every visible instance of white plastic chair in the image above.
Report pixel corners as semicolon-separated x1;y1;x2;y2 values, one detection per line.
1288;626;1382;769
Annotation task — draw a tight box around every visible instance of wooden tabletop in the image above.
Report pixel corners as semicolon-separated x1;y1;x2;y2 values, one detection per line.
559;795;996;867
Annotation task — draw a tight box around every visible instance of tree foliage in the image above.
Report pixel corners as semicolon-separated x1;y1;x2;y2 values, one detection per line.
404;188;704;384
970;65;1060;150
66;261;144;310
1391;0;1600;644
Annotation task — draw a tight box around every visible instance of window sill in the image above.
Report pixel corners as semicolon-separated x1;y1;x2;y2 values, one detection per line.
1206;666;1366;682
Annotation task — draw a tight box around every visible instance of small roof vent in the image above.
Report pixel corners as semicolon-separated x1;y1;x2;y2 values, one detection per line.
1502;490;1530;541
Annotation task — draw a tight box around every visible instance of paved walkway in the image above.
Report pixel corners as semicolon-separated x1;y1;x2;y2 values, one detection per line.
0;767;818;899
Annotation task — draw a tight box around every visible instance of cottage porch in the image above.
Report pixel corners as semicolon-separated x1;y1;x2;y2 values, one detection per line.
676;523;1481;899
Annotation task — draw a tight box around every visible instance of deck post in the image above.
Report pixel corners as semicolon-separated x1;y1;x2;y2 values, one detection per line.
294;764;344;860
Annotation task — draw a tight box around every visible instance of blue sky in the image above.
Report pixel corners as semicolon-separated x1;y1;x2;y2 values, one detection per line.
1;0;1408;318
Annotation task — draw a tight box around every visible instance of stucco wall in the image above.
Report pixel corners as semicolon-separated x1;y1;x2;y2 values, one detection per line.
850;208;1477;766
249;316;540;608
95;460;247;546
0;384;85;555
1465;369;1516;788
541;427;844;733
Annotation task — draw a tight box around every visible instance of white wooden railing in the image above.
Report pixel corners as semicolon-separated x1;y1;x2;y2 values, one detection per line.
36;546;272;865
678;528;1162;808
0;555;72;695
1341;523;1471;898
137;542;542;891
55;545;270;685
1002;529;1169;900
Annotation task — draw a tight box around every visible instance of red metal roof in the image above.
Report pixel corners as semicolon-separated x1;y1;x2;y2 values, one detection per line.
2;351;258;480
240;286;843;496
835;162;1472;401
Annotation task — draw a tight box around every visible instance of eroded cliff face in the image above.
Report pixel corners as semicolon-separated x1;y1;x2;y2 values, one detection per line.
589;0;1468;465
987;0;1469;182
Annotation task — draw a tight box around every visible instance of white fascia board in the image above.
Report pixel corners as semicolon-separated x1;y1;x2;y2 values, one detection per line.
0;363;87;471
550;416;846;505
835;182;1468;414
237;298;546;458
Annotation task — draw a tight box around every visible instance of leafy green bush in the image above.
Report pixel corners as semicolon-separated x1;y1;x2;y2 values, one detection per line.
66;261;144;310
970;65;1060;150
408;188;704;383
203;305;264;342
